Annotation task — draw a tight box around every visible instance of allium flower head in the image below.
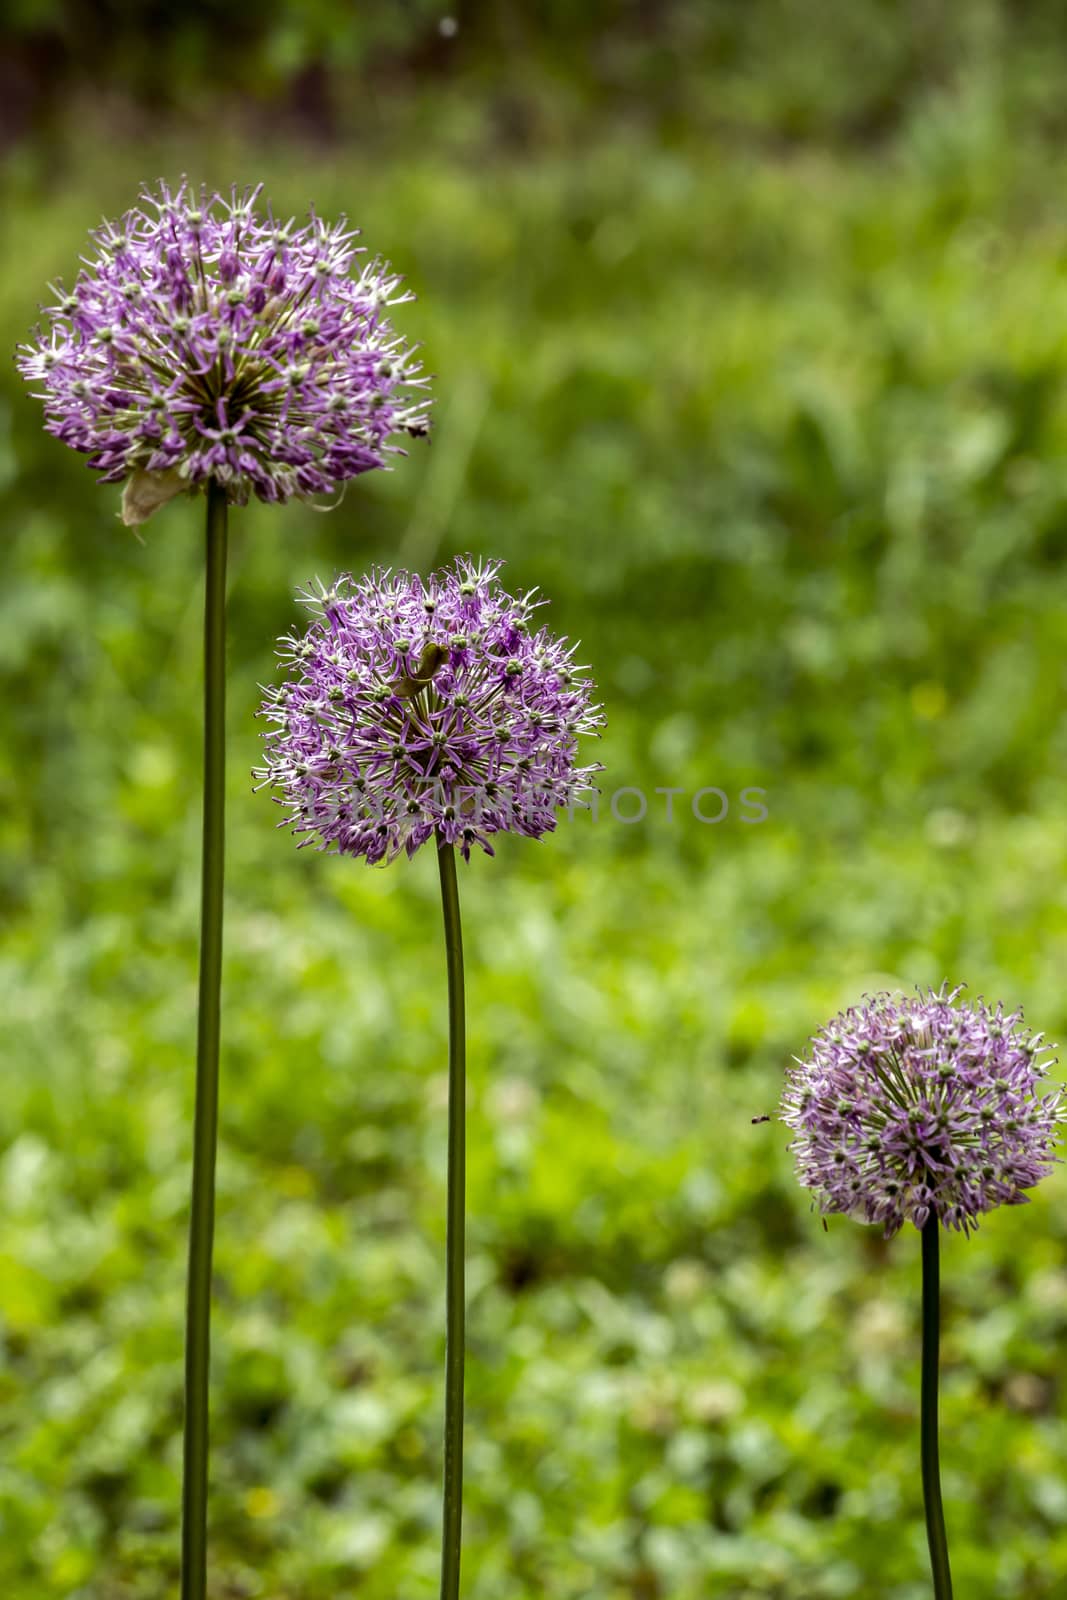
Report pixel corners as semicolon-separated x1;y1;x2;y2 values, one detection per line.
257;557;604;863
781;985;1064;1236
17;179;429;524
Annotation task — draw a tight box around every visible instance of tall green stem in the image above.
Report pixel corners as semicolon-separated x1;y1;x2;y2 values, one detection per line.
436;836;466;1600
921;1217;953;1600
182;481;228;1600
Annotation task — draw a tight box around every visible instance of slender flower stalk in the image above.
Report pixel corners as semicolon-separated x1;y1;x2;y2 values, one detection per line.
259;557;604;1586
780;984;1063;1595
920;1219;952;1600
182;481;228;1600
17;182;429;1588
436;837;466;1600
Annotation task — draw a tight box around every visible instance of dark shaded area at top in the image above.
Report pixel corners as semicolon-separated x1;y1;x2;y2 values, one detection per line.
8;0;1067;153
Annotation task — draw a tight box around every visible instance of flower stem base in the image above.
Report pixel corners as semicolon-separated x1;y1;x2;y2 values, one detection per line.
181;480;228;1600
921;1217;954;1600
436;836;466;1600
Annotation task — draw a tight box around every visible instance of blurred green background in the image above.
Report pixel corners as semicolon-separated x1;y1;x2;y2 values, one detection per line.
3;3;1067;1596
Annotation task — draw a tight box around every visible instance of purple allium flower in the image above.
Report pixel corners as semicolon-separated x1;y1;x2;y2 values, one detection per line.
256;557;605;864
781;985;1064;1237
16;179;429;525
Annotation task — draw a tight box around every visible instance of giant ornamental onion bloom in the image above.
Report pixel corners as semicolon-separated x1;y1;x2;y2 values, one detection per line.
258;555;602;1600
781;984;1063;1237
256;556;605;862
779;983;1064;1600
17;179;429;1600
17;179;429;525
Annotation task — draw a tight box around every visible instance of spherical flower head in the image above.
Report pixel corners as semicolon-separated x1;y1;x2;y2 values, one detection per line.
781;984;1064;1237
256;557;605;864
16;179;429;524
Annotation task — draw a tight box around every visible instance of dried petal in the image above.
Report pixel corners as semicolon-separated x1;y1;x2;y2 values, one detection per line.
120;467;187;526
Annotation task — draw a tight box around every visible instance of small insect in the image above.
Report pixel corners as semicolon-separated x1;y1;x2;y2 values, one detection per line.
751;1114;771;1125
393;640;449;699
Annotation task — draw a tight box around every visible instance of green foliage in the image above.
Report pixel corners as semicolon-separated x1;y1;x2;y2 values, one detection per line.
6;1;1067;150
3;28;1067;1600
